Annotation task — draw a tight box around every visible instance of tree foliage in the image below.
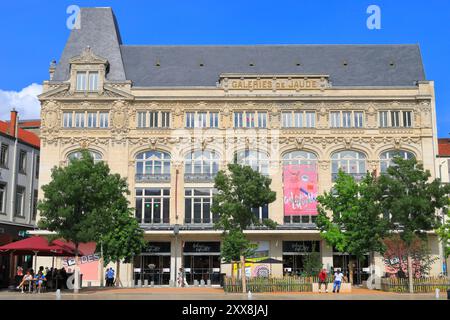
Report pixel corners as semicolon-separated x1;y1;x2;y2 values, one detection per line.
212;163;277;232
220;229;257;263
100;209;146;266
378;157;450;246
38;150;135;255
302;251;323;277
316;170;389;259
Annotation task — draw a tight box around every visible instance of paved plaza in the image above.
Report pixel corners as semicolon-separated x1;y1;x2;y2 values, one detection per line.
0;287;448;300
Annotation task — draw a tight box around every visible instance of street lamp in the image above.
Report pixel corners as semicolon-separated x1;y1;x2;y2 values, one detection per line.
173;224;180;287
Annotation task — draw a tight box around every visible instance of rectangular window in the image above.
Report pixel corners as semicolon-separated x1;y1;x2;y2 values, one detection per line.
74;112;85;128
246;112;256;128
379;111;388;127
294;112;303;128
391;111;400;127
35;156;40;179
403;111;412;127
197;112;207;128
0;144;8;168
161;112;170;128
258;112;267;128
210;112;219;128
0;183;5;214
186;112;195;128
99;112;109;128
63;112;73;128
282;112;292;128
354;112;364;128
19;150;27;173
330;112;341;128
137;112;147;128
252;204;269;221
234;112;243;128
149;112;159;128
32;190;38;220
135;188;170;224
342;112;352;128
305;112;315;128
15;186;25;217
88;72;99;91
184;188;216;224
76;72;87;91
87;112;97;128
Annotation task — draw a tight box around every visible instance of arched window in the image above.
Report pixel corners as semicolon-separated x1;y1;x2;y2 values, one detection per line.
67;150;102;163
185;150;220;182
282;150;317;166
331;150;366;181
135;151;171;183
235;150;269;175
380;150;414;173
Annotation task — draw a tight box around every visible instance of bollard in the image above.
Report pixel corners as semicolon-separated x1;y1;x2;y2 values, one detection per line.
248;291;252;300
435;288;440;299
207;279;211;287
87;281;91;287
200;280;205;287
169;280;174;287
56;289;61;300
447;289;450;300
144;279;149;287
137;279;142;287
194;280;199;287
150;281;154;287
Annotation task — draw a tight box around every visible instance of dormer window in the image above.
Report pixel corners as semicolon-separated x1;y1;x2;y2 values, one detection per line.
76;72;87;90
76;71;98;91
69;47;108;93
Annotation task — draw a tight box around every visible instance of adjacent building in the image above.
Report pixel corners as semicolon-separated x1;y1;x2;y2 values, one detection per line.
0;110;40;287
37;7;442;286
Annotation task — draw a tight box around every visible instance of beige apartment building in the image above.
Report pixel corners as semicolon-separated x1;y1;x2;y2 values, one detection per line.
36;7;443;286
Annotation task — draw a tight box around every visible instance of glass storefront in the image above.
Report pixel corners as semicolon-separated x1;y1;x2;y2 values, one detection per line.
332;251;369;285
134;242;171;285
183;242;221;285
282;241;321;276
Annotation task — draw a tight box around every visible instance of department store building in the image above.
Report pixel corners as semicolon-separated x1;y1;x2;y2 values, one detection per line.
37;7;442;286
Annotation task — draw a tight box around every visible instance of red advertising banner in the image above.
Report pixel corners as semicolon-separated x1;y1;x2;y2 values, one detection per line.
283;164;318;216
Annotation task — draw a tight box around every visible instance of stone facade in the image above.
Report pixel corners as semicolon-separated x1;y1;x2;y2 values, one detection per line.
36;7;443;286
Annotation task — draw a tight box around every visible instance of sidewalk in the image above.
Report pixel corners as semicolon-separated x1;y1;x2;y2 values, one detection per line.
0;286;448;300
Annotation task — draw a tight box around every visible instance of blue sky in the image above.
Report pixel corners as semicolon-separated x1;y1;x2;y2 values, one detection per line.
0;0;449;136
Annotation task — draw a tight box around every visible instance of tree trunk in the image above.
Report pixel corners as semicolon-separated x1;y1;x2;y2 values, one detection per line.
115;260;122;287
349;260;354;285
74;244;80;293
407;251;414;294
370;251;375;289
231;261;236;285
240;255;247;293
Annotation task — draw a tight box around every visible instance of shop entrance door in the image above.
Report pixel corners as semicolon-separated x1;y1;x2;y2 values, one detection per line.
332;254;369;285
282;255;305;276
184;255;220;285
134;255;171;285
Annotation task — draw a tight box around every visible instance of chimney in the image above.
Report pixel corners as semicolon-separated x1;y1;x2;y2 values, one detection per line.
49;60;57;80
9;109;18;138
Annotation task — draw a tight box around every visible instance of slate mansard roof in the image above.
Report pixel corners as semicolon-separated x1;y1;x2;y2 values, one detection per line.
52;7;427;88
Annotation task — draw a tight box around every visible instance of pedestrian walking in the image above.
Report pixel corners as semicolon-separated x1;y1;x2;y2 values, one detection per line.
318;268;328;293
332;268;344;293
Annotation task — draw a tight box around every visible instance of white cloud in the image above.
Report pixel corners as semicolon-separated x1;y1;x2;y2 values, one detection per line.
0;83;43;121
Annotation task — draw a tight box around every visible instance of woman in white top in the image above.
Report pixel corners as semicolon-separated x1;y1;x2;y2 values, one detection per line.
17;270;33;293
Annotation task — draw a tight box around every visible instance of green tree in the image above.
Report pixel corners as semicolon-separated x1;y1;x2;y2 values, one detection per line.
302;251;323;277
100;209;145;287
211;163;277;292
316;170;389;283
378;157;450;292
38;150;132;291
437;208;450;260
